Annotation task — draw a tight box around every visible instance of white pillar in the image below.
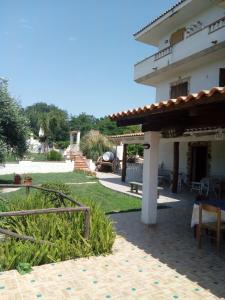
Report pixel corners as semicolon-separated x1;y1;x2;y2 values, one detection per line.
141;131;160;225
76;131;81;151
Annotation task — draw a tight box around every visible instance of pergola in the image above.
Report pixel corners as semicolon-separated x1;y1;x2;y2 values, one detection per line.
109;87;225;225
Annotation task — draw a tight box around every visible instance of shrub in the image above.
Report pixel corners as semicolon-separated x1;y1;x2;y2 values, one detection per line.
55;141;70;150
80;130;113;161
47;150;63;161
0;183;115;271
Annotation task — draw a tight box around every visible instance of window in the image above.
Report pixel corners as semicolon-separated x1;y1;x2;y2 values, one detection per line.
170;81;188;98
219;68;225;86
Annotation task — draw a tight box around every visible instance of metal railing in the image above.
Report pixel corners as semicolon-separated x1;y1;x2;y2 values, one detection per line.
0;184;90;243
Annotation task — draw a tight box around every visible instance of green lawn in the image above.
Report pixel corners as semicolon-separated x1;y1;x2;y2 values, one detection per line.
0;172;97;185
0;172;141;213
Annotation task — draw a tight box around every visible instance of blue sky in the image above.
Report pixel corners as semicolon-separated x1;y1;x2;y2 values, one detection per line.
1;0;178;117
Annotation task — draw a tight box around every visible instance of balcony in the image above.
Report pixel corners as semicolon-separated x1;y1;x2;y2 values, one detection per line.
134;16;225;86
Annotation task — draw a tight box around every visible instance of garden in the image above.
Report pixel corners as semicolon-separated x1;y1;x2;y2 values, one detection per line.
0;172;141;272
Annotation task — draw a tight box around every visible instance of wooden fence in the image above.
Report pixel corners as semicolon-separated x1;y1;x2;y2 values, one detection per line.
0;184;90;243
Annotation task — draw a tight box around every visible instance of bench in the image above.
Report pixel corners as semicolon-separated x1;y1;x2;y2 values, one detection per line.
130;181;161;197
130;182;143;194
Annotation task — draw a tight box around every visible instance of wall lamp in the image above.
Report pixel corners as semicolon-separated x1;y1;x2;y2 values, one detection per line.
143;143;150;150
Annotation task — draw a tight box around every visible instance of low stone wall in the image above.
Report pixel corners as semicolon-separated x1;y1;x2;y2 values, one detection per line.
0;160;74;175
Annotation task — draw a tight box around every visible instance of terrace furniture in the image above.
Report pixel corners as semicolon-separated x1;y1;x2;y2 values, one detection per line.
198;203;225;251
158;168;171;187
191;177;209;196
129;182;160;198
130;181;142;193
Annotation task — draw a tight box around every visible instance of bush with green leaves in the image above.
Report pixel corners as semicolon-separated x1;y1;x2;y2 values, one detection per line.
55;141;70;150
80;130;113;161
47;150;63;161
0;183;115;271
0;80;29;163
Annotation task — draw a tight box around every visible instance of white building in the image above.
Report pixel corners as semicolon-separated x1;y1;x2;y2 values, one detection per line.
110;0;225;225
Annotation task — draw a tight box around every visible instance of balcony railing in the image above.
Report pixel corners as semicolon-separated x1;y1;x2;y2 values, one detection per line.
154;46;172;61
208;16;225;34
134;15;225;82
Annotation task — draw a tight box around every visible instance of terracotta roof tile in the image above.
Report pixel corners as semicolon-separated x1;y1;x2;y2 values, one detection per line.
134;0;187;37
109;132;144;139
109;87;225;121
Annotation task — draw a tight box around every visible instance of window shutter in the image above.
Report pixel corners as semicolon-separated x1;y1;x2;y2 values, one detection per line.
170;82;188;98
170;28;186;45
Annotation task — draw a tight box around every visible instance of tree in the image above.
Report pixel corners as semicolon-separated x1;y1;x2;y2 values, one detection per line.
70;114;141;137
0;80;29;162
97;117;141;136
70;113;98;137
25;102;70;143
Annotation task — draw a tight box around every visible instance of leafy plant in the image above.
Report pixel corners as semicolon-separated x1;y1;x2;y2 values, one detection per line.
0;183;115;271
16;262;33;275
47;150;63;161
80;130;113;161
0;79;29;163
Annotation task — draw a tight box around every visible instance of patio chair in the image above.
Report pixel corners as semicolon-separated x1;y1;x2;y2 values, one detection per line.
191;177;209;196
198;203;225;251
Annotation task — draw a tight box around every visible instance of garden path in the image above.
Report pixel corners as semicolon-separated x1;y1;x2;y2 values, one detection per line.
97;172;179;204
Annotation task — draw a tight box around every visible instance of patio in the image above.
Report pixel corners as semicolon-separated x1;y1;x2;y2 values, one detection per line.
0;190;225;299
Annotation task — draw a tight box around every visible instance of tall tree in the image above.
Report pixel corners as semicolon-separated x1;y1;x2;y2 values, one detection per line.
70;113;98;137
25;102;70;142
0;80;29;162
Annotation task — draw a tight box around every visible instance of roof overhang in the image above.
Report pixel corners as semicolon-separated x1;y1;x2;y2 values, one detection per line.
134;0;220;46
109;87;225;133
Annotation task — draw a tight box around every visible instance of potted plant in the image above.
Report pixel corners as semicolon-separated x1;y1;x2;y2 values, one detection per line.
23;175;33;186
14;174;22;184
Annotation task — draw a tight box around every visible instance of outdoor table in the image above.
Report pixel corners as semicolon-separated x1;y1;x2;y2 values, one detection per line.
191;198;225;228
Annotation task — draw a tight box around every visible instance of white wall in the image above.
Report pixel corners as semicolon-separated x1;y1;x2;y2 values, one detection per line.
156;58;225;101
158;5;225;50
211;141;225;176
159;141;188;175
159;140;225;179
0;160;74;175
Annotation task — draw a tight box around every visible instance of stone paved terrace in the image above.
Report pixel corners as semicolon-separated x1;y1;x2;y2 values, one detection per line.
0;191;225;299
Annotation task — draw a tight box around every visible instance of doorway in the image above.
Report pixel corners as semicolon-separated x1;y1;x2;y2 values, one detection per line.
191;145;208;182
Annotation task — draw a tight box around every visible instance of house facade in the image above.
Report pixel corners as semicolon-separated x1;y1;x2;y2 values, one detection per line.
134;0;225;182
110;0;225;225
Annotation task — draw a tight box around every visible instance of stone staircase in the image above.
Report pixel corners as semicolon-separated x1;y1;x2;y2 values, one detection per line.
73;153;89;171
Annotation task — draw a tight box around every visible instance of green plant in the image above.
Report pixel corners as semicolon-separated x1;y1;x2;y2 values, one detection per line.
16;262;33;275
47;150;63;161
80;130;113;161
0;183;115;271
55;141;70;149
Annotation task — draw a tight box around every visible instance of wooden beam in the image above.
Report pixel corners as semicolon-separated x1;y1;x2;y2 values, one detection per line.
172;142;179;193
122;144;128;182
0;207;87;217
115;94;225;128
0;227;53;245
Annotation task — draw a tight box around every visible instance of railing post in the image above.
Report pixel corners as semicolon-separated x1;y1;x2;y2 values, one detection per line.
84;208;90;239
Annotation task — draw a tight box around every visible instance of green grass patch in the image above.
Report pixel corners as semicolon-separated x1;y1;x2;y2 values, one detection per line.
69;183;141;213
0;172;97;185
0;172;141;213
